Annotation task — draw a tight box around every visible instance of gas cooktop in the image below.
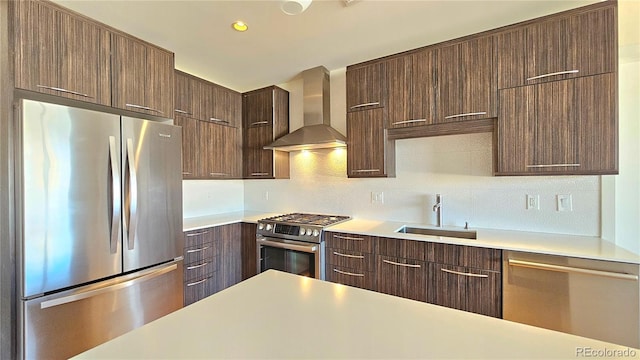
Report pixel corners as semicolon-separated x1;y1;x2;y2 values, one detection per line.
261;213;351;227
256;213;351;243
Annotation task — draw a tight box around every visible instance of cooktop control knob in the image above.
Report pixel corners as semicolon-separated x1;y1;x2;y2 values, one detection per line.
299;228;306;236
305;228;313;236
312;229;320;237
265;224;272;231
258;223;264;230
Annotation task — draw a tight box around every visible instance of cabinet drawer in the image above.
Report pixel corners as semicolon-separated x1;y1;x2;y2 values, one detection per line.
183;256;219;282
377;237;426;260
428;243;502;271
326;265;375;291
326;248;375;272
377;255;428;302
183;275;216;306
184;242;214;265
325;232;374;253
184;228;214;248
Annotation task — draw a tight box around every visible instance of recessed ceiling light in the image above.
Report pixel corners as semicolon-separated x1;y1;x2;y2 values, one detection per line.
232;21;248;32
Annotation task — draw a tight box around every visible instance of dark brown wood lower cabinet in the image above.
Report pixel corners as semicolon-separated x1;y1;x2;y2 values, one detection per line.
241;222;258;280
427;263;501;318
326;265;375;291
184;275;217;307
217;223;242;291
376;255;427;302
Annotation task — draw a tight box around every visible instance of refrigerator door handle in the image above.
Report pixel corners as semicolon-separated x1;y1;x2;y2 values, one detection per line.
40;262;178;309
126;138;139;250
108;136;121;254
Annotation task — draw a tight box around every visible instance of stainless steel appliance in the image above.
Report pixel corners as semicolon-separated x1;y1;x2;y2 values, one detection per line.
503;250;640;348
17;99;184;359
256;213;350;279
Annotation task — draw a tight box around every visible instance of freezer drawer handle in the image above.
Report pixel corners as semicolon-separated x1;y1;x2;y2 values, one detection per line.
383;259;421;268
508;259;639;281
40;263;179;309
108;136;121;254
440;268;488;278
36;84;92;99
333;268;365;277
126;138;139;250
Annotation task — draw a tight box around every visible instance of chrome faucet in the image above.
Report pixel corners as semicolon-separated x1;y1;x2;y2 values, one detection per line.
432;194;442;228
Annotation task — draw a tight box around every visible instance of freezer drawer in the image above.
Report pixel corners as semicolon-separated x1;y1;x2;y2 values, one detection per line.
20;260;183;360
503;251;640;348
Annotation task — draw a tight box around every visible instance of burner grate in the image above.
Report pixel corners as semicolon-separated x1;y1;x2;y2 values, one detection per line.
261;213;350;227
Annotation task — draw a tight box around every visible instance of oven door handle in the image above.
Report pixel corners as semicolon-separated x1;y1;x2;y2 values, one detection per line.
257;237;318;253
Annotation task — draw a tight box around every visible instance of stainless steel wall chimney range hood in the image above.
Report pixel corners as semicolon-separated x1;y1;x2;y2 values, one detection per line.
264;66;346;152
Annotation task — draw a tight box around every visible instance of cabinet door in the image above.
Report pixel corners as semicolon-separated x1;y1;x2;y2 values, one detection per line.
174;116;198;179
199;121;239;179
241;223;258;280
243;125;274;178
218;223;243;291
205;85;239;127
326;265;375;291
377;255;427;302
386;50;436;129
144;45;174;116
15;0;111;105
437;37;496;123
184;275;216;307
347;108;390;177
243;90;273;128
174;71;200;118
428;263;501;318
346;62;386;112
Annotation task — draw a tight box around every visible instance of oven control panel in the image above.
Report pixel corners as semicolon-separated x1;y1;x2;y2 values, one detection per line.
257;222;322;241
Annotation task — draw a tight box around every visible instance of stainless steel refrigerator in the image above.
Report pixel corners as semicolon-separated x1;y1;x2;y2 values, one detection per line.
17;99;184;359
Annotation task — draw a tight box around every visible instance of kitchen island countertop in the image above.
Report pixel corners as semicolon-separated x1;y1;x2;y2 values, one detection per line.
74;270;636;359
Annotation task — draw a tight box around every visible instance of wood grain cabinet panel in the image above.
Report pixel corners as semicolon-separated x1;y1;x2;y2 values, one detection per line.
174;115;198;179
427;243;502;272
497;73;617;175
437;36;496;123
498;4;616;89
428;263;501;318
346;62;386;112
377;255;427;302
241;223;258;280
325;232;375;253
386;50;437;129
326;265;376;291
112;33;174;117
174;70;201;118
347;108;395;178
377;237;426;261
242;86;290;179
217;223;243;291
199;121;240;179
183;227;219;306
326;248;375;272
184;275;216;307
14;0;111;105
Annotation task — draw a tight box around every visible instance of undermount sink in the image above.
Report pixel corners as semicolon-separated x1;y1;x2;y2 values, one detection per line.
396;226;477;240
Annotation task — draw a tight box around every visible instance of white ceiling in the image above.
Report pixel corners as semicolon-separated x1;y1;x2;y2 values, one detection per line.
54;0;607;93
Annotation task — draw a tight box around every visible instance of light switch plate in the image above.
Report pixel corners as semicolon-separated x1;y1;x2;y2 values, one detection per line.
556;194;573;211
526;194;540;210
371;191;384;204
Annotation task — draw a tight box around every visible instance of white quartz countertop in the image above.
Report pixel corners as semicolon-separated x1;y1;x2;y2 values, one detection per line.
74;270;636;359
183;211;278;231
326;218;640;264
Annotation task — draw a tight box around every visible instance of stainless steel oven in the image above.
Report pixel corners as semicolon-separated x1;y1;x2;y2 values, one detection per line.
256;213;350;280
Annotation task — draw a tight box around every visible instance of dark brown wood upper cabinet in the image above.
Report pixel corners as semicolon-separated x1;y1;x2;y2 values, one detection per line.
347;108;395;178
112;33;174;117
498;5;616;89
497;73;617;175
174;70;201;118
386;50;437;129
346;62;386;112
14;0;111;105
202;83;241;128
174;115;199;179
242;86;290;179
437;36;496;123
199;121;241;179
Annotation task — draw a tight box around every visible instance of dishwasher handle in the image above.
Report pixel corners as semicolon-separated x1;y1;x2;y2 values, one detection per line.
508;259;639;281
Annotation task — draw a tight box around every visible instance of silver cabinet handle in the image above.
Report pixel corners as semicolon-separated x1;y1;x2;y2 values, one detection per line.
383;259;421;268
333;269;365;277
210;172;230;176
186;262;209;270
210;118;230;124
41;263;178;309
334;235;364;241
444;112;487;120
186;231;210;237
526;70;579;81
251;172;270;176
174;109;192;115
441;268;488;278
125;103;164;115
257;237;318;253
333;251;364;259
108;136;121;254
508;259;639;281
350;102;380;109
125;138;138;250
182;172;192;175
36;84;92;99
526;163;580;168
352;169;380;173
250;121;269;126
392;119;427;125
186;246;210;253
186;277;210;287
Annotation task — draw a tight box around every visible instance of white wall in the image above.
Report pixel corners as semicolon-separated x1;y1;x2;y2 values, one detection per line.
183;180;244;218
243;69;601;236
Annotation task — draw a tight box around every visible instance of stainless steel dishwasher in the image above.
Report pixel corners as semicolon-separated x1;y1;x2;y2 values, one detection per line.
503;251;640;348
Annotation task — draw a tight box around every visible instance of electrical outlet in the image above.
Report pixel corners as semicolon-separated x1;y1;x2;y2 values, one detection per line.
371;191;384;204
526;194;540;210
264;191;269;201
556;194;573;212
